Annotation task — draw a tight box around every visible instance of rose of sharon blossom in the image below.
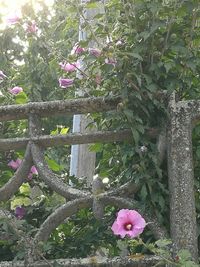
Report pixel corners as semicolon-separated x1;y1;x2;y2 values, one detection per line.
8;158;22;170
0;71;7;80
28;165;38;180
15;206;26;219
111;209;146;238
26;21;38;33
6;13;21;25
59;78;74;88
71;43;85;55
9;86;23;95
8;158;38;180
59;62;79;72
89;48;101;57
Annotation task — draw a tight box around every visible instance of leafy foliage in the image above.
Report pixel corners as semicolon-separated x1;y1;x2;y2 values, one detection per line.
0;0;200;265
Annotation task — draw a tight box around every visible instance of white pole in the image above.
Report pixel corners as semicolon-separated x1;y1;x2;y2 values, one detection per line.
70;1;104;186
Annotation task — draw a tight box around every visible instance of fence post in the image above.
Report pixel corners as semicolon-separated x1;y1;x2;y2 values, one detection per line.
70;1;104;185
167;94;198;261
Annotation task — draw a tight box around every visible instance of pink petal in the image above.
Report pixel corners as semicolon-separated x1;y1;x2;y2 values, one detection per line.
6;13;21;25
59;62;77;72
26;21;38;33
111;221;127;238
28;172;33;180
9;86;23;95
59;78;74;88
127;226;145;238
71;43;85;55
128;210;146;227
116;209;131;219
89;48;101;57
8;158;22;170
30;165;38;175
16;158;22;166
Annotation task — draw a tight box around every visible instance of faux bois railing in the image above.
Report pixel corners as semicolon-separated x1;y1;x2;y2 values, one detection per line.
0;94;198;266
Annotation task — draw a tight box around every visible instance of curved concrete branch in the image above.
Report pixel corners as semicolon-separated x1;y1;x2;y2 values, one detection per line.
31;143;91;200
0;143;33;201
34;197;93;243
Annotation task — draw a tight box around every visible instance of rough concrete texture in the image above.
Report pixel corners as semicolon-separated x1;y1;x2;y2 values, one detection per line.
167;94;198;261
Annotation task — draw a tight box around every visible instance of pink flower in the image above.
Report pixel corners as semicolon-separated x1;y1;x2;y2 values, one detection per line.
8;158;22;170
30;165;38;175
111;209;146;238
59;62;79;72
28;165;38;180
0;71;7;80
15;206;26;219
105;58;117;66
26;21;38;33
9;86;23;95
89;48;101;57
8;159;38;180
59;78;74;88
71;43;85;55
6;13;21;25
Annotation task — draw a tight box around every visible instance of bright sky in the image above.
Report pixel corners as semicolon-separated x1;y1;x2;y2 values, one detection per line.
0;0;54;28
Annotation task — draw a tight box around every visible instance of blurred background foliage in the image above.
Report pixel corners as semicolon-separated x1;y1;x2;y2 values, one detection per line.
0;0;200;262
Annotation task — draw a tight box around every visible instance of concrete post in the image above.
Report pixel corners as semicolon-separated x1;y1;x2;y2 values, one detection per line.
167;94;198;261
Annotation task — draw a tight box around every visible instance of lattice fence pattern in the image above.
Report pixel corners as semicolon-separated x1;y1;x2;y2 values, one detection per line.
0;93;198;266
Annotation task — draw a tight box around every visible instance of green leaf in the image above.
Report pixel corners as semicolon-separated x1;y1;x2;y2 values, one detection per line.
89;143;103;152
131;128;139;144
19;183;31;196
182;261;199;267
140;184;147;199
11;197;31;209
86;2;98;8
60;127;69;135
51;129;59;135
178;249;192;260
15;92;28;104
46;157;63;171
155;239;172;248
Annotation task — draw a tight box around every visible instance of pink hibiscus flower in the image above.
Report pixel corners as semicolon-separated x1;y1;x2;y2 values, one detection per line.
71;43;85;55
59;62;79;72
59;78;74;88
111;209;146;238
28;165;38;180
9;86;23;95
6;12;21;25
8;159;38;180
26;21;38;33
8;158;22;170
89;48;101;57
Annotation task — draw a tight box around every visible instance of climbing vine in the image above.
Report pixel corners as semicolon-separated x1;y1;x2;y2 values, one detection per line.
0;0;200;265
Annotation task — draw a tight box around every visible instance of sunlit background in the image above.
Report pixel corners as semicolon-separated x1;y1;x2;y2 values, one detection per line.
0;0;54;28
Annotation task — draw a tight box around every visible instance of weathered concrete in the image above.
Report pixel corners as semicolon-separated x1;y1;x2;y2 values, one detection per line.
167;94;198;261
0;96;121;121
0;255;164;267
